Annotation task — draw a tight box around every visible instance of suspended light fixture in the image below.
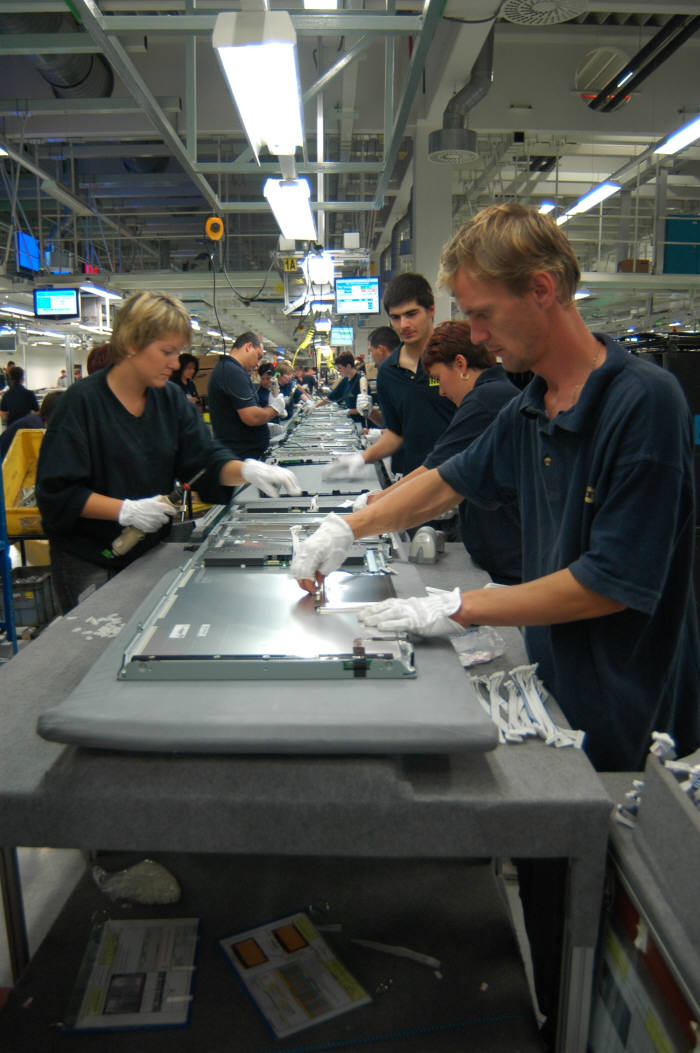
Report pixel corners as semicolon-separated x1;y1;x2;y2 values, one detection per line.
538;201;557;214
655;114;700;156
566;182;622;215
263;179;317;241
213;12;304;161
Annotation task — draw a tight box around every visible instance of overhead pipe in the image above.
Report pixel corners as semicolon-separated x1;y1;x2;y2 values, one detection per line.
441;27;494;132
588;15;699;114
0;12;113;99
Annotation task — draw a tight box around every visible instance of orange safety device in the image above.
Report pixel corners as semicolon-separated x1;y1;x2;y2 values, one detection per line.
205;216;224;241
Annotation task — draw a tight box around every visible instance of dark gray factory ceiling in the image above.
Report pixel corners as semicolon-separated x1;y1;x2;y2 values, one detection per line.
0;1;698;344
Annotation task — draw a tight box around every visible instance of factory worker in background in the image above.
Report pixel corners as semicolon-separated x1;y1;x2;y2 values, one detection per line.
355;320;521;585
323;273;454;481
207;331;287;460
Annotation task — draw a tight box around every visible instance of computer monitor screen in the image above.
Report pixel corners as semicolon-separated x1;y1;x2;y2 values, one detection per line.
33;287;80;320
334;276;380;315
16;232;41;273
330;326;353;346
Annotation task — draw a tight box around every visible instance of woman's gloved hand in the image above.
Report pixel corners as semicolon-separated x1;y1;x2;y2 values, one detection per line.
118;496;177;533
356;587;465;636
241;459;301;497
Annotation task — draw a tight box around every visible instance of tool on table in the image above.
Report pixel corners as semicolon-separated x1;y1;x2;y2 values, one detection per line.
112;468;206;557
358;373;369;429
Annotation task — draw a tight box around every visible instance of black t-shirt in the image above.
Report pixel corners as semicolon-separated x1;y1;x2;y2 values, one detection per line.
376;348;454;474
207;355;269;459
1;384;39;425
36;368;234;570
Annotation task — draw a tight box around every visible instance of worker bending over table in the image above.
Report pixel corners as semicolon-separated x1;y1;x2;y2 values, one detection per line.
292;203;700;775
37;291;300;614
356;320;522;585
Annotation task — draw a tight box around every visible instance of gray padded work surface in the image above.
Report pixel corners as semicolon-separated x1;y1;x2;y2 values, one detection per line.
37;561;499;755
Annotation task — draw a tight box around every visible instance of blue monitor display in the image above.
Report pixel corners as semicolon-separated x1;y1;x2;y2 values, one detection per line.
16;232;41;273
33;287;80;320
330;326;353;347
334;276;380;315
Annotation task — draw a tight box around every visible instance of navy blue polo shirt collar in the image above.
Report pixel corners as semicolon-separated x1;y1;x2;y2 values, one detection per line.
473;364;510;389
387;344;429;379
519;333;627;432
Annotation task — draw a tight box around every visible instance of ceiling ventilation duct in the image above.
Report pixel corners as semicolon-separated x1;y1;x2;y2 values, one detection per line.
588;15;700;114
0;12;113;99
428;28;493;165
500;0;585;26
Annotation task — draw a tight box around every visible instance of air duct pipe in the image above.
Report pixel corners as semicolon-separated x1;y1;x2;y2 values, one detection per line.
588;15;700;114
0;12;113;99
428;27;494;164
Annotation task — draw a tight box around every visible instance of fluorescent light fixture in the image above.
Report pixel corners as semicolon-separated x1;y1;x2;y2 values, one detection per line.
190;318;200;331
0;146;7;157
213;11;304;160
655;115;700;156
304;0;338;7
315;317;332;332
79;282;122;301
538;201;556;214
263;178;317;241
616;70;634;88
41;178;95;217
556;214;572;226
1;304;33;317
567;182;622;216
303;250;335;288
574;290;591;301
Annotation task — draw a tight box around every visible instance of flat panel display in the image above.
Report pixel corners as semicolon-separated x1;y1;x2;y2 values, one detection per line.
16;232;41;273
33;287;80;319
334;276;380;315
330;326;353;346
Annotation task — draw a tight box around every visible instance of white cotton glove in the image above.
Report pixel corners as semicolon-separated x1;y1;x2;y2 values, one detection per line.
355;393;372;415
356;586;465;637
268;393;287;419
352;491;370;511
321;452;367;480
364;428;383;446
241;459;302;497
290;513;355;581
118;495;177;533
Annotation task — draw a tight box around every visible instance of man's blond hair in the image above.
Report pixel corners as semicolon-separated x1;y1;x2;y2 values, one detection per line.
438;202;581;306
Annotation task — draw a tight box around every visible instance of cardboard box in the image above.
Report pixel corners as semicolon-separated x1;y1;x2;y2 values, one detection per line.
2;429;44;535
617;258;651;273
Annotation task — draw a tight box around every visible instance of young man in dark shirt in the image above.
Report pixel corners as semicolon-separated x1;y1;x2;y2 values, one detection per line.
323;274;454;482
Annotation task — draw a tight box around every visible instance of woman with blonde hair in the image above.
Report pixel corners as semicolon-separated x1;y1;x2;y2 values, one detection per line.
37;291;300;612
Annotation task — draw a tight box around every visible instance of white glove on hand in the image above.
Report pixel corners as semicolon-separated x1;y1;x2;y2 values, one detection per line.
364;428;383;446
321;452;367;480
241;459;302;498
268;393;287;419
118;495;177;533
356;586;465;637
352;491;369;511
355;393;372;415
290;513;355;581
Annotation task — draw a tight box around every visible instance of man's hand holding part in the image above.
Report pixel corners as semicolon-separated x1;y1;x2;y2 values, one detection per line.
357;586;466;637
291;513;355;593
322;452;366;479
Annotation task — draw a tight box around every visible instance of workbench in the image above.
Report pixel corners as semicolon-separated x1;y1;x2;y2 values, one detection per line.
0;541;611;1052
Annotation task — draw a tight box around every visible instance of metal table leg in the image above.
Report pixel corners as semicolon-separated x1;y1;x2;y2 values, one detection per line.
0;846;29;982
